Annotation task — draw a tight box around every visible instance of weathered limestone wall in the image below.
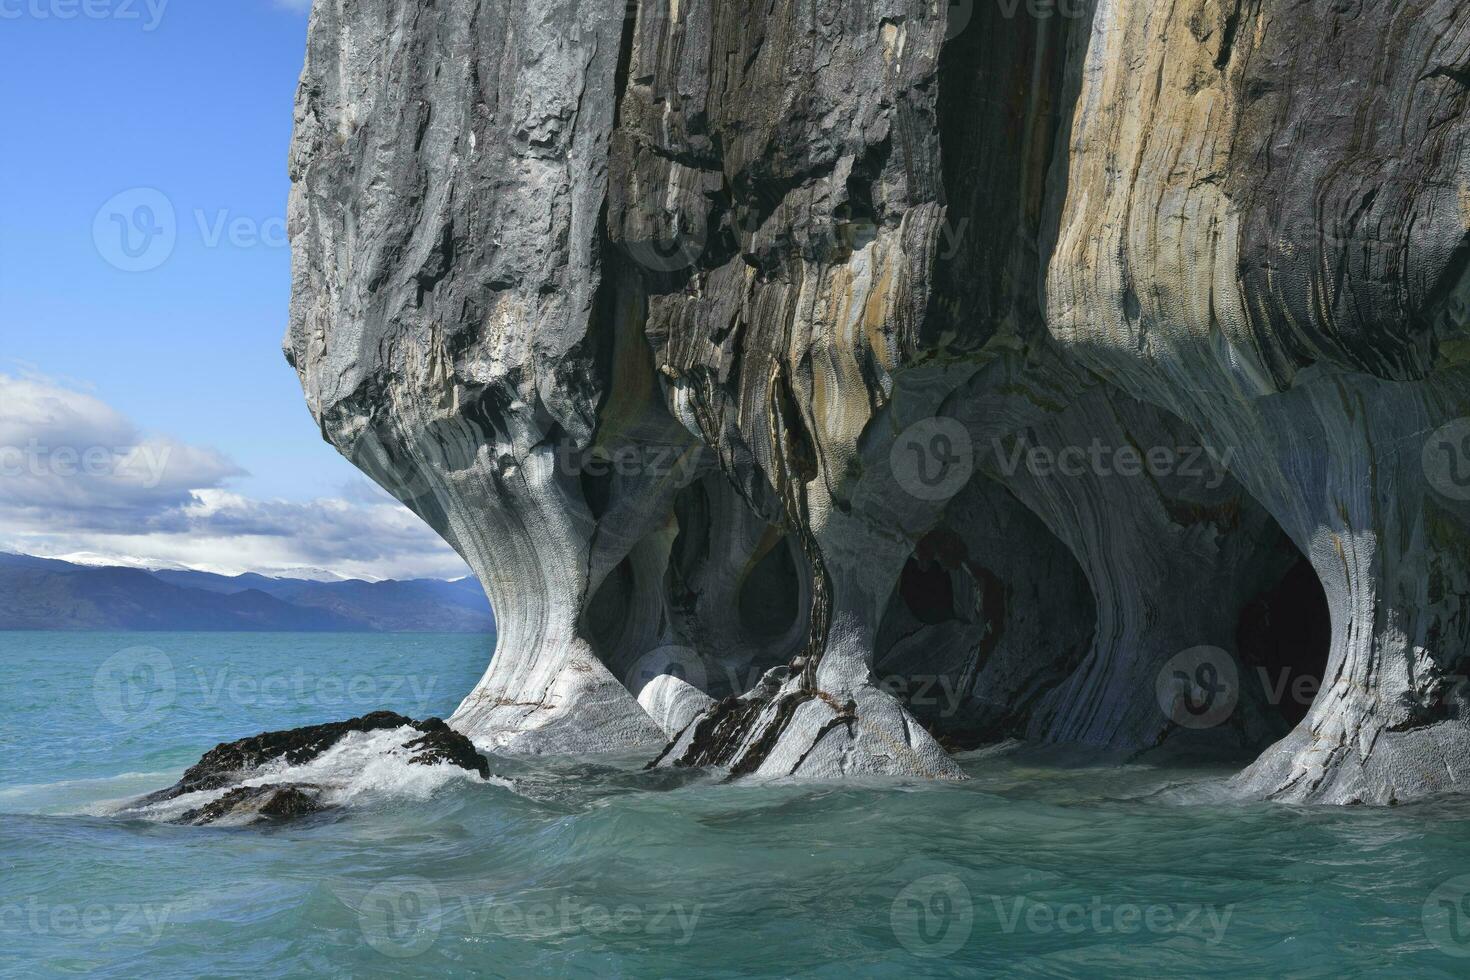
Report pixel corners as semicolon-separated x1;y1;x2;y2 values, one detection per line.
287;0;1470;802
1043;0;1470;802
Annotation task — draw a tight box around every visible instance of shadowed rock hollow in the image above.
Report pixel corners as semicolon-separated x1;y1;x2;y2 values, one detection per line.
284;0;1470;803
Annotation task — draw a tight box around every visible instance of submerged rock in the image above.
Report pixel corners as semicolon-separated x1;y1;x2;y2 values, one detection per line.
130;712;491;825
284;0;1470;803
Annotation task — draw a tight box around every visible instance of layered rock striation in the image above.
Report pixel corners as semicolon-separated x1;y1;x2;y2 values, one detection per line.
285;0;1470;803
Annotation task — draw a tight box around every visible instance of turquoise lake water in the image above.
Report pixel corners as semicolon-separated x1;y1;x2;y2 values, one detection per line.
4;631;1470;977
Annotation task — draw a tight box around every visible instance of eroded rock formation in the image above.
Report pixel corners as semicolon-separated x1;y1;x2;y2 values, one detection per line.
285;0;1470;803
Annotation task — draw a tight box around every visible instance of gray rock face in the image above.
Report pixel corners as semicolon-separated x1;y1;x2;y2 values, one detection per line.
287;0;1470;802
1043;0;1470;803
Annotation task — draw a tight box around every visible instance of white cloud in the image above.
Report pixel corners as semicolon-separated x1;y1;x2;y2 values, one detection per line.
0;374;243;523
0;374;471;580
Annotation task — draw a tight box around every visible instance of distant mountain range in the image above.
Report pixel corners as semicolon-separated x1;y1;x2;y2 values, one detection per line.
0;553;495;633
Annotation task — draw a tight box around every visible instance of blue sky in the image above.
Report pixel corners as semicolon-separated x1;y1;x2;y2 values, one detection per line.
0;0;470;579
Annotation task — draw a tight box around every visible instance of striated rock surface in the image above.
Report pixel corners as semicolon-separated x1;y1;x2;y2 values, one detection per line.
1043;0;1470;803
285;0;1470;803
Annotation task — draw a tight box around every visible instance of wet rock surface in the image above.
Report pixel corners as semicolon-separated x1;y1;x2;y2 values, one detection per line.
130;712;491;824
285;0;1470;803
404;718;493;780
178;785;326;826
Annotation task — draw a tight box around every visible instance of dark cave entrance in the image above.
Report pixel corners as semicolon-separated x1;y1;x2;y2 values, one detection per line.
897;551;960;626
1236;545;1331;727
658;477;811;698
584;480;814;704
584;555;636;665
737;534;803;642
874;486;1099;752
877;529;991;746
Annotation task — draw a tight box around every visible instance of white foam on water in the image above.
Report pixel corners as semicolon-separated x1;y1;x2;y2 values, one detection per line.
0;770;186;816
274;726;511;808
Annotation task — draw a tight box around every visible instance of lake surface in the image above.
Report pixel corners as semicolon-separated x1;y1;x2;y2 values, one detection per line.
4;631;1470;977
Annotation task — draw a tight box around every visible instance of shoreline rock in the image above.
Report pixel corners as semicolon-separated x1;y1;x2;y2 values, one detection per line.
130;711;492;826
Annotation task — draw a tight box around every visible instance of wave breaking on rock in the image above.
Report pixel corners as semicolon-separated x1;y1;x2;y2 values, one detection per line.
118;713;501;826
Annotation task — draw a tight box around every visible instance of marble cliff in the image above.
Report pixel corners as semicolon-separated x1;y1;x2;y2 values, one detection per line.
284;0;1470;803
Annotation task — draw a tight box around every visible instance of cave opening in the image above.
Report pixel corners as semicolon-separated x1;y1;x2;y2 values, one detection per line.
898;553;960;626
660;476;811;698
583;555;636;665
579;454;615;520
1236;545;1331;727
874;492;1098;752
737;535;803;642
